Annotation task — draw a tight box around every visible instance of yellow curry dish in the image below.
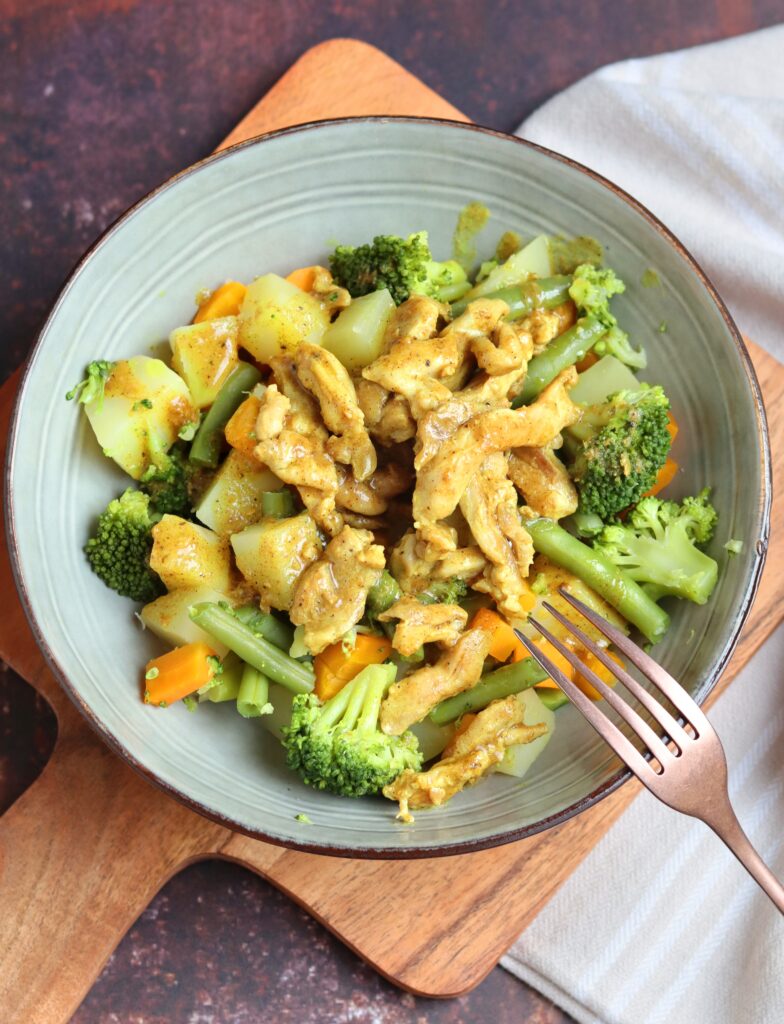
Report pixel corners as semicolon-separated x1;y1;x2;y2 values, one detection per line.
67;207;725;822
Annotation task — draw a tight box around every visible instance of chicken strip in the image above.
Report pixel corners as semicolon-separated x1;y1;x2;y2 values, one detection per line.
469;319;529;376
413;367;580;534
289;526;385;655
378;596;468;656
517;301;577;354
254;358;344;535
414;324;534;471
363;299;509;419
294;343;377;480
336;461;412;517
383;695;548;820
508;447;578;520
459;453;535;619
389;529;487;593
253;384;342;534
380;627;492;736
308;265;351;315
382;293;447;349
355;378;416;445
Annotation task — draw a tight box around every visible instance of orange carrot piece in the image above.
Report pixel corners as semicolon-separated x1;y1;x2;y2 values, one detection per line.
313;661;348;702
666;411;679;443
285;266;319;292
575;649;623;700
314;634;393;699
519;638;575;687
575;350;600;373
224;394;262;457
144;642;218;706
452;712;477;741
470;607;521;662
193;281;247;323
645;457;679;498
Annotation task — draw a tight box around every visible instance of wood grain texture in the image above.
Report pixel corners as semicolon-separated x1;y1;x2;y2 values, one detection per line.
1;37;783;1022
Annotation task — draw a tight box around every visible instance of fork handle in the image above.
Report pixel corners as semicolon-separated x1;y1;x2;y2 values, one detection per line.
705;805;784;914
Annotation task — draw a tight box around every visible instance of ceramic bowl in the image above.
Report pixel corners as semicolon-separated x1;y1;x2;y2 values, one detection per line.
6;118;770;857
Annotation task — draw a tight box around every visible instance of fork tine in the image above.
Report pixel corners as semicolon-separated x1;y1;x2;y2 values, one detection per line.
514;629;654;779
527;616;674;767
541;601;692;752
557;588;712;736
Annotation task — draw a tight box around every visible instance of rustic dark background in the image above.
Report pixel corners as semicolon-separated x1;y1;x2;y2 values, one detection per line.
2;2;781;1021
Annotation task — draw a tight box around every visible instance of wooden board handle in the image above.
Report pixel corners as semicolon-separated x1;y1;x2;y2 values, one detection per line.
0;668;227;1023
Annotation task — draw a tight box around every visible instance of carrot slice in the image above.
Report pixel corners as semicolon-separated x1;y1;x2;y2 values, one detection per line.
645;457;679;498
314;633;393;699
470;608;520;661
224;394;262;457
144;642;218;706
285;266;319;292
313;661;347;702
666;411;679;443
193;281;247;323
574;649;623;700
575;350;600;373
519;638;575;687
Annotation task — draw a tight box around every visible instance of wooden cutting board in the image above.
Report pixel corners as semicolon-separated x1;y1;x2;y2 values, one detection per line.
1;38;783;1022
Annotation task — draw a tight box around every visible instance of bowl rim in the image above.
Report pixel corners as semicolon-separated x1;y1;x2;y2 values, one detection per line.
5;115;772;859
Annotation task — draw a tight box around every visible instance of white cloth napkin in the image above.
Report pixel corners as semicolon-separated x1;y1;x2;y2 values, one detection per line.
501;27;784;1024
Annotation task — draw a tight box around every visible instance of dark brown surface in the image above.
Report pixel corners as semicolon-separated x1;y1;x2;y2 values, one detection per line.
2;2;781;1021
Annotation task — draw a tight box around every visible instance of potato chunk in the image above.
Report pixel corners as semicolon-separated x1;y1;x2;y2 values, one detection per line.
195;450;283;536
140;587;232;656
230;512;323;611
150;515;233;592
84;357;197;480
170;316;239;408
238;274;330;364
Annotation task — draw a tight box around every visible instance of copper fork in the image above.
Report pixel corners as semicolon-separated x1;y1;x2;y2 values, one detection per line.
515;589;784;913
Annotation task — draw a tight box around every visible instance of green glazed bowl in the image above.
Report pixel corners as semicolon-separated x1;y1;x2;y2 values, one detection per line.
6;118;770;857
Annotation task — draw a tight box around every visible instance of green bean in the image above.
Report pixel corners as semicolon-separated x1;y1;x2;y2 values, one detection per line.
429;658;547;725
190;602;314;694
513;316;605;406
198;651;243;703
261;489;296;519
524;517;670;644
537;688;570;712
189;362;262;468
232;605;294;652
450;275;572;318
367;569;402;616
237;663;273;718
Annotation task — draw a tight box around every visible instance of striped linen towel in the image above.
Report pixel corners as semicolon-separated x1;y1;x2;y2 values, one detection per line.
501;27;784;1024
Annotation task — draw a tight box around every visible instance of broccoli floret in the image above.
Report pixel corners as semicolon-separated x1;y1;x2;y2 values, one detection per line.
65;360;114;406
84;488;163;603
569;385;672;520
593;489;719;605
417;577;469;606
593;326;647;370
140;444;194;517
330;230;468;305
569;264;646;369
283;663;422;797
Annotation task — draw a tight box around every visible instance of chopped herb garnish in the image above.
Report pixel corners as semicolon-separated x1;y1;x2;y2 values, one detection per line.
145;667;160;680
295;813;312;824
